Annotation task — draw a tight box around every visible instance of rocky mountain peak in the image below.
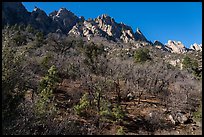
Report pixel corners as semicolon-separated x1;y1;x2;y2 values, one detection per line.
32;6;47;16
95;14;115;25
33;6;40;12
134;28;148;41
136;28;142;35
55;8;73;18
49;7;79;33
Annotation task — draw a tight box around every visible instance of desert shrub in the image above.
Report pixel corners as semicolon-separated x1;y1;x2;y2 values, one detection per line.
193;103;202;122
12;31;27;46
74;93;90;116
46;33;76;57
2;36;27;118
116;126;125;135
26;24;35;33
182;55;201;78
134;48;151;63
33;31;45;48
112;104;125;122
182;55;198;70
83;42;106;74
40;53;53;69
66;63;81;80
36;65;59;116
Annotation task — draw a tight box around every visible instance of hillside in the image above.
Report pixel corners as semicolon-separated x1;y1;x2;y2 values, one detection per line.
2;2;202;135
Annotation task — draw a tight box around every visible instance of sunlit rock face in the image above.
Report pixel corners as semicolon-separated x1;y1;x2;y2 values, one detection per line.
165;40;187;54
190;43;202;51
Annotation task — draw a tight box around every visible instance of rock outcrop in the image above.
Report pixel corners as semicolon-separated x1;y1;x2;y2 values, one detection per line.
134;28;148;41
190;43;202;51
69;14;149;43
49;8;80;33
153;40;166;50
165;40;187;54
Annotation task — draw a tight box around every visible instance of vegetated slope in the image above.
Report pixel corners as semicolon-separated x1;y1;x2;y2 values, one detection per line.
2;2;202;135
2;24;202;135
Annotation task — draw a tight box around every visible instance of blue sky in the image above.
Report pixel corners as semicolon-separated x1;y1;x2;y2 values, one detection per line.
22;2;202;48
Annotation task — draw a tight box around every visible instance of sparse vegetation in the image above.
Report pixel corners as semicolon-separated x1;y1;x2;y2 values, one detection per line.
2;24;202;135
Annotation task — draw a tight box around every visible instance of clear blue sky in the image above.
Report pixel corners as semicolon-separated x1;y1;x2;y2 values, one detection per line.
22;2;202;48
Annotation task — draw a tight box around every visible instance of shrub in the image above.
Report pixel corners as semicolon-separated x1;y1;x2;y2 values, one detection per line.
134;48;151;63
182;55;198;70
116;126;125;135
83;42;105;74
182;55;200;78
112;104;125;122
34;31;45;48
2;38;26;117
74;93;90;116
36;65;59;116
40;53;53;69
193;103;202;122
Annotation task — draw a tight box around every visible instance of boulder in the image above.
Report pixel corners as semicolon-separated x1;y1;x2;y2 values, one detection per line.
175;112;192;124
167;114;176;125
126;92;135;101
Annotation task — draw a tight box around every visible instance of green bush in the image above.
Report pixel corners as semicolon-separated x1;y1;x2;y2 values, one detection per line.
182;55;198;70
74;93;90;116
2;40;26;117
193;103;202;122
34;31;45;48
36;65;59;116
83;42;105;73
116;126;125;135
40;53;53;69
112;105;125;122
182;55;200;78
12;31;27;47
134;48;151;63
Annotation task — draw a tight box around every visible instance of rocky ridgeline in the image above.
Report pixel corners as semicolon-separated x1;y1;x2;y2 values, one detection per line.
2;2;202;54
68;14;148;44
190;43;202;51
